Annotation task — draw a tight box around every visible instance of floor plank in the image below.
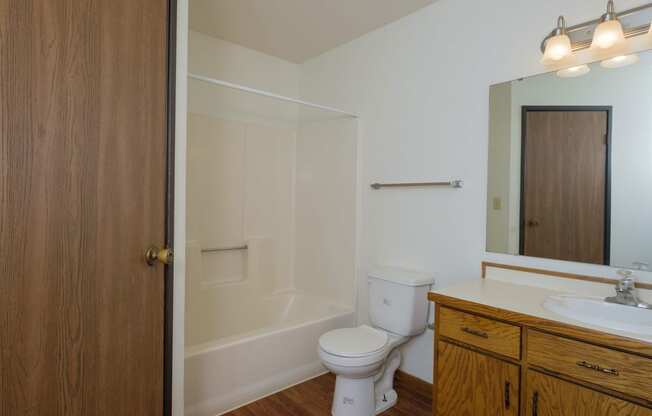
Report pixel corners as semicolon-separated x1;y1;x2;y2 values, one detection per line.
224;372;432;416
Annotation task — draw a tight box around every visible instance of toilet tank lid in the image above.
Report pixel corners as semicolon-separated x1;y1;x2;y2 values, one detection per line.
368;266;435;287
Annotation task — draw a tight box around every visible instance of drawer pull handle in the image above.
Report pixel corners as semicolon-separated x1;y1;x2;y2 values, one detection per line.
532;391;539;416
461;327;489;339
576;360;619;376
504;381;511;409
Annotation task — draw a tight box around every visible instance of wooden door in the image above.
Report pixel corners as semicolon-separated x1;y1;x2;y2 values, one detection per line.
521;108;609;265
0;1;170;415
526;370;652;416
436;341;519;416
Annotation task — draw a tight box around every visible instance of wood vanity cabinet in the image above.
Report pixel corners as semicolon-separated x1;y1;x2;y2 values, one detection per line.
430;302;652;416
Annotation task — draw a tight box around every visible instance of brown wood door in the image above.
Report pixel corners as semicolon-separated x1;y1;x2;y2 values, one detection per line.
0;1;170;415
436;341;519;416
521;108;609;265
526;370;652;416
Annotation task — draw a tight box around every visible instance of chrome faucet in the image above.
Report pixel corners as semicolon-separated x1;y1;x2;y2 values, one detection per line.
605;270;652;309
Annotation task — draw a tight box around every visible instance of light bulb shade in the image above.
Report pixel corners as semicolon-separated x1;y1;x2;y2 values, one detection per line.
600;54;640;68
557;65;591;78
541;34;572;62
592;20;625;49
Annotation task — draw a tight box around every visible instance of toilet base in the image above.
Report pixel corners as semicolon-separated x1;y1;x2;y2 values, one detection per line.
324;333;408;416
374;389;397;414
331;377;399;416
332;375;376;416
331;349;402;416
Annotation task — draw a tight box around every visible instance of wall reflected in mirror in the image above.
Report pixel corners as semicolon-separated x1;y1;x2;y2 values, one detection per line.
486;50;652;271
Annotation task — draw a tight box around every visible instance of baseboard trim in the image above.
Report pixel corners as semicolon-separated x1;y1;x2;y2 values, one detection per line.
396;370;433;400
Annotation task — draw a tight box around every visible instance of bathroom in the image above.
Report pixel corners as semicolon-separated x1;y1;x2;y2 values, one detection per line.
3;1;652;416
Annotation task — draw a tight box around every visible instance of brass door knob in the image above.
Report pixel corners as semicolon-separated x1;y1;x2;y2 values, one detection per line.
527;219;540;227
145;246;174;266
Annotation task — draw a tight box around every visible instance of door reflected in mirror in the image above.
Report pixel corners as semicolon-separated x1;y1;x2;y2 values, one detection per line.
486;50;652;270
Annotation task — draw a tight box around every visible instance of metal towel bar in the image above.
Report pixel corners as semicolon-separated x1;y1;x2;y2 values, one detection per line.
201;245;248;253
370;180;463;190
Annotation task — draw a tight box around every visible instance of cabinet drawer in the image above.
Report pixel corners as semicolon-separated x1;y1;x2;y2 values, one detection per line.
439;307;521;359
528;330;652;402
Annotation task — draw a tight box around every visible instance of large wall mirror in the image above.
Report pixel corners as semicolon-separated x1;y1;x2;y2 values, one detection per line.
486;49;652;271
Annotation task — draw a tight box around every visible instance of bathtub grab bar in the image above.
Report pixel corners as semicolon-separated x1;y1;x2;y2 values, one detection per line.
201;245;248;253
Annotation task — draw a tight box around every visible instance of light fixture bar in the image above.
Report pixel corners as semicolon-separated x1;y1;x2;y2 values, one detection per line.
567;2;652;32
540;2;652;53
568;23;650;52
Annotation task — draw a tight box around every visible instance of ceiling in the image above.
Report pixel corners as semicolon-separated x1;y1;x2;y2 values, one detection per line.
189;0;438;63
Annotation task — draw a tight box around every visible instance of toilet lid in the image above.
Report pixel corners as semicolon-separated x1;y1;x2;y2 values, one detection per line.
319;325;388;357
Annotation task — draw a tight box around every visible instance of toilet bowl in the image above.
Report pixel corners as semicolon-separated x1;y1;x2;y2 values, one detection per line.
318;265;435;416
319;325;407;416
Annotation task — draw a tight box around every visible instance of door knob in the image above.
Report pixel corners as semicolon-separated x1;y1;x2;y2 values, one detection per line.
145;246;173;266
527;219;540;227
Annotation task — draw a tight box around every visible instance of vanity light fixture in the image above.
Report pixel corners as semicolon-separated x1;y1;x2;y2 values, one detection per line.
592;0;626;49
600;53;640;68
540;1;652;64
556;64;591;78
541;16;572;63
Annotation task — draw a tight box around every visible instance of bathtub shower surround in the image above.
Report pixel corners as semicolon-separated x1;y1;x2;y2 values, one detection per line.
186;113;295;291
185;33;359;416
184;294;354;415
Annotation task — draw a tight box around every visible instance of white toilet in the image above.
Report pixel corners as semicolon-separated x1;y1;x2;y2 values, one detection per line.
318;266;434;416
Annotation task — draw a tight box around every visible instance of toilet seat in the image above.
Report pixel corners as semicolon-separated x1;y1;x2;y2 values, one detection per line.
319;325;388;367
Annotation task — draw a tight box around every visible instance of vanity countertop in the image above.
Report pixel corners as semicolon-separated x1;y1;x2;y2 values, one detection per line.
428;278;652;354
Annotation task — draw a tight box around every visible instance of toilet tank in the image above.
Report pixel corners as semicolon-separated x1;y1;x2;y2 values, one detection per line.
368;266;435;336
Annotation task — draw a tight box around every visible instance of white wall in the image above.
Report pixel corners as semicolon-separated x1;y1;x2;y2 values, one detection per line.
174;2;189;415
299;0;652;383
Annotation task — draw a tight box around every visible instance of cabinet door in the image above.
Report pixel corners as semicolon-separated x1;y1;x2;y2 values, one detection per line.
436;341;519;416
526;370;652;416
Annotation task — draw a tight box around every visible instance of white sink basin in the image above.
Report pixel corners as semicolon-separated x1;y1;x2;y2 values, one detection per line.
543;294;652;337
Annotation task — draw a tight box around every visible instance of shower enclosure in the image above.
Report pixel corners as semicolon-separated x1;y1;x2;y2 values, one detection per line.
184;68;358;415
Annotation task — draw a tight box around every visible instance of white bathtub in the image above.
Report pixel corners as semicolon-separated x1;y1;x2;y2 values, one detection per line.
184;290;355;416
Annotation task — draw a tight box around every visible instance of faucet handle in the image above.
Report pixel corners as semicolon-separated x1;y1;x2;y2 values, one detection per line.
617;269;633;279
616;270;636;292
617;279;635;291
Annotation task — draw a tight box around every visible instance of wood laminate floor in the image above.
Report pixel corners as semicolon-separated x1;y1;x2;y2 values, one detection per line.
224;371;432;416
